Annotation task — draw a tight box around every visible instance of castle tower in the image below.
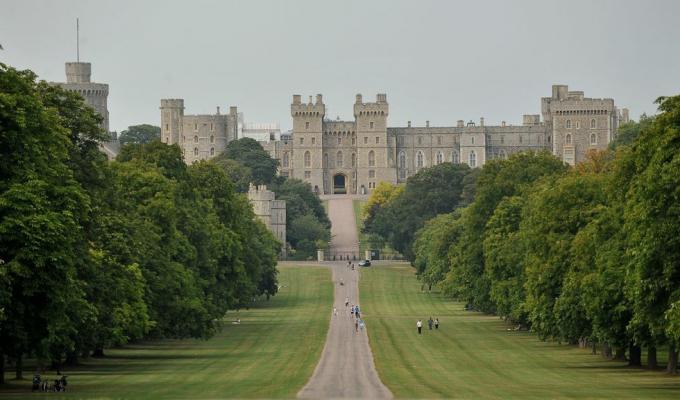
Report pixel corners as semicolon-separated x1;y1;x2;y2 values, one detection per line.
291;94;325;193
55;62;110;132
354;93;395;194
160;99;184;145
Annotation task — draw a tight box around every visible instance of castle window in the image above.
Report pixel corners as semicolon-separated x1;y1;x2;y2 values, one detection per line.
351;153;356;167
194;123;198;131
194;135;199;143
210;135;214;143
501;135;504;144
282;152;289;168
436;151;443;165
590;133;597;145
519;135;523;144
210;147;215;156
182;136;185;142
566;133;572;145
300;137;304;144
312;137;316;145
336;151;343;168
469;150;477;168
591;119;596;129
452;150;459;164
566;119;572;129
399;151;406;170
416;151;424;168
305;122;310;129
364;136;368;144
376;137;380;144
368;150;375;167
304;151;311;167
370;122;374;129
337;137;341;144
324;153;328;167
437;136;442;145
499;149;507;160
165;124;169;132
194;147;199;156
471;136;475;145
165;137;169;143
369;170;375;178
417;136;422;145
210;123;214;131
352;138;356;145
576;121;581;129
304;171;311;179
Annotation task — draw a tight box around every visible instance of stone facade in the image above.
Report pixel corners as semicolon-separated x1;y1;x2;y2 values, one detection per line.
262;85;628;195
160;100;239;164
51;61;119;158
247;184;287;258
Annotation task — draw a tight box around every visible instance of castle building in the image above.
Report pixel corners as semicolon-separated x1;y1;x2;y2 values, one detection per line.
247;184;287;258
51;61;119;158
261;85;628;195
160;100;239;164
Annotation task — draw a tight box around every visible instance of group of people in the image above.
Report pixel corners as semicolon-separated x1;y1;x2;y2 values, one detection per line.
350;303;365;332
32;374;68;392
416;317;440;334
346;260;355;270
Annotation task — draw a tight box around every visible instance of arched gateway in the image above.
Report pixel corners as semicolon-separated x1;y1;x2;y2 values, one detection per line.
333;173;347;194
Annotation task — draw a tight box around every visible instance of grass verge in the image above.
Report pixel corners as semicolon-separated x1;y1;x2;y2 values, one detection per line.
0;265;332;399
360;263;680;399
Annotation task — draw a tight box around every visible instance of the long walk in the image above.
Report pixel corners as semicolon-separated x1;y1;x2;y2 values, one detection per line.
298;197;392;399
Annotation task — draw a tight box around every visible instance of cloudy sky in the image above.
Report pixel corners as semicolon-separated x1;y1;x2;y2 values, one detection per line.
2;0;679;133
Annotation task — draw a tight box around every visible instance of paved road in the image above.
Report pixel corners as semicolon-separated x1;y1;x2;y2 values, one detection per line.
298;198;392;399
327;197;360;257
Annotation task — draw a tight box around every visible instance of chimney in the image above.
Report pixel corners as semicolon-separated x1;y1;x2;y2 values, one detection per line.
426;120;430;128
407;121;411;128
355;94;363;104
316;94;323;104
308;95;313;104
480;117;485;127
216;106;221;115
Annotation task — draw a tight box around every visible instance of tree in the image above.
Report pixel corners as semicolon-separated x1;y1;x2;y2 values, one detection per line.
623;95;680;373
367;163;473;260
212;157;253;193
119;124;161;146
221;138;279;185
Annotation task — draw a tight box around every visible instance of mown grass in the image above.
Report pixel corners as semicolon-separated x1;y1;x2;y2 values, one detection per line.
360;263;680;399
0;265;332;399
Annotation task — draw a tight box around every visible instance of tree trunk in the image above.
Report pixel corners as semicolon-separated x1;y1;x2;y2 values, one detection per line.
628;343;642;366
92;347;105;358
602;342;612;359
0;352;4;384
647;346;657;369
614;347;626;361
667;345;678;374
65;351;78;366
592;341;597;355
15;353;22;380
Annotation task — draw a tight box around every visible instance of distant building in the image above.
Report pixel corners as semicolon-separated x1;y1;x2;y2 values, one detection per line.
160;100;239;164
247;184;287;258
261;85;629;195
50;61;119;159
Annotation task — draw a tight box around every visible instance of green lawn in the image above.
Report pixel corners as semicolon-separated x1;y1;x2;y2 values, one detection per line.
0;265;332;399
360;264;680;399
352;199;401;259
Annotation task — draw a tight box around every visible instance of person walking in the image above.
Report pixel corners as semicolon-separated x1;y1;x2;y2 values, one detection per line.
333;307;338;316
428;317;434;330
355;319;359;333
345;297;349;307
417;319;422;334
359;319;365;331
435;318;439;330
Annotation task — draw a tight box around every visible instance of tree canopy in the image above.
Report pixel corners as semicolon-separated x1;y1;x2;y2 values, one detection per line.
118;124;161;146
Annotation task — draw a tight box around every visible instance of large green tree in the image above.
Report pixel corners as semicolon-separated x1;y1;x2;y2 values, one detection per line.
220;138;279;185
119;124;161;146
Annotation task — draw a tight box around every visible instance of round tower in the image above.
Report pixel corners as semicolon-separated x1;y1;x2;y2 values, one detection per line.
160;99;184;145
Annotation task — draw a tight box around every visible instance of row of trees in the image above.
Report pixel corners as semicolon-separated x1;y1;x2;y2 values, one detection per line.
0;64;280;382
411;98;680;373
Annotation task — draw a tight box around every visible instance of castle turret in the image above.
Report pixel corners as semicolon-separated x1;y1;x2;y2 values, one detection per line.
65;62;91;83
160;99;184;145
291;94;325;191
354;93;395;194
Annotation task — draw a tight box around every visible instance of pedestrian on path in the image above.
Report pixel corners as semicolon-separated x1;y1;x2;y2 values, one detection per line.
345;297;349;307
435;318;439;329
359;319;365;331
428;317;433;330
351;305;355;316
333;307;337;316
417;319;422;334
355;319;359;332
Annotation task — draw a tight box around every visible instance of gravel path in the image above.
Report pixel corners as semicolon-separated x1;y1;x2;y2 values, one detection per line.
298;199;392;399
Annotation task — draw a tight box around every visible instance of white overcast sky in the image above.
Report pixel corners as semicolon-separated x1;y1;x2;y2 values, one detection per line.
1;0;679;133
